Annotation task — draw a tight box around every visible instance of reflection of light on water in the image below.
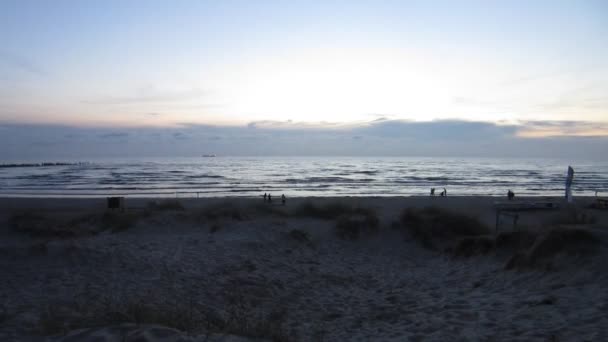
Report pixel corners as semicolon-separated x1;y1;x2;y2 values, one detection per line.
0;157;606;197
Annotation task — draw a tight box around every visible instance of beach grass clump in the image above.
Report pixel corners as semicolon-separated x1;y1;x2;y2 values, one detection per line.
495;230;538;251
251;203;289;217
452;236;495;257
36;288;295;341
209;222;222;233
293;201;352;219
335;208;380;240
118;299;202;332
0;304;7;325
37;305;70;335
147;199;185;211
400;207;489;249
9;211;52;236
101;211;143;232
194;202;246;221
505;227;600;270
550;207;597;225
9;211;102;238
288;229;311;244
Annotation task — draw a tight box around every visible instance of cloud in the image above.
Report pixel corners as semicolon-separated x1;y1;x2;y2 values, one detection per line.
99;132;129;139
355;119;519;141
84;86;206;105
517;120;608;137
246;119;341;129
172;132;189;140
0;119;606;159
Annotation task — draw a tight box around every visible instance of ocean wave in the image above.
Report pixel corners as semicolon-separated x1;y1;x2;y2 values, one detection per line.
351;170;379;175
0;162;89;168
284;177;374;183
1;157;606;197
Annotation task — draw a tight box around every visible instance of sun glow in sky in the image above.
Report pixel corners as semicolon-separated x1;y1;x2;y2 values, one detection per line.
1;1;607;132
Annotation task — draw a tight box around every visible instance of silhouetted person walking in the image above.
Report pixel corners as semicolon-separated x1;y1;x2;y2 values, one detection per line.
281;194;286;206
268;194;272;203
264;193;267;202
430;188;435;196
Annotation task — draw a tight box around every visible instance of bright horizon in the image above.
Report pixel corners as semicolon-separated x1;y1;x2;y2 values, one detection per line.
1;1;607;159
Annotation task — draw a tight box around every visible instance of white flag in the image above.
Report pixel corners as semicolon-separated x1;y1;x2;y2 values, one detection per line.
565;166;574;202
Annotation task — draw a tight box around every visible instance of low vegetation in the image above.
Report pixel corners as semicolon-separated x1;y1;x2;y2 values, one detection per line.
335;208;380;240
9;211;102;238
35;285;296;341
452;230;540;258
147;199;185;211
445;224;601;271
452;236;495;257
9;209;149;237
399;207;489;249
193;202;246;221
250;203;289;217
288;229;312;244
293;201;353;220
505;228;600;270
100;211;145;232
550;207;597;225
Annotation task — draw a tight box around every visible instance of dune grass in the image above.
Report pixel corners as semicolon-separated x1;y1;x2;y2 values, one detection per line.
193;202;246;221
550;207;597;225
505;227;600;270
335;208;380;240
288;229;311;244
147;199;185;211
9;211;103;238
292;201;353;220
9;209;150;237
399;206;489;249
36;287;296;341
100;211;145;232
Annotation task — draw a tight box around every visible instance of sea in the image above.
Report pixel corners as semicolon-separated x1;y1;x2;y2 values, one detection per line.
0;157;606;197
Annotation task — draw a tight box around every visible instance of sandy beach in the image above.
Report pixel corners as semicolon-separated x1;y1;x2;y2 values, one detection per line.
1;196;607;341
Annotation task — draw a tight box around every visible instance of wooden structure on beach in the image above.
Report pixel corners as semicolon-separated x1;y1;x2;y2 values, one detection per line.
493;201;560;232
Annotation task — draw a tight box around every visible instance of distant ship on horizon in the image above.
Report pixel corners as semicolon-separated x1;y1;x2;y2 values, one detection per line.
201;154;217;157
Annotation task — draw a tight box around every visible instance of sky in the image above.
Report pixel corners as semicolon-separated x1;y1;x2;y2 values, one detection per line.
0;0;607;158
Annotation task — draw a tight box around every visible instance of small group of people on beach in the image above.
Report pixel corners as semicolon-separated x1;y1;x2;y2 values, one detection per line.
263;193;286;205
430;188;447;197
431;187;516;199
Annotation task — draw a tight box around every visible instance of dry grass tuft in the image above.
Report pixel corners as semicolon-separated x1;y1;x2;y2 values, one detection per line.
334;208;380;240
505;227;600;270
293;202;352;220
101;211;144;232
495;231;538;251
193;202;246;221
550;207;597;225
147;199;185;211
36;287;296;341
400;207;489;249
452;236;495;257
250;203;289;217
9;211;102;238
288;229;311;244
9;209;150;237
209;223;222;233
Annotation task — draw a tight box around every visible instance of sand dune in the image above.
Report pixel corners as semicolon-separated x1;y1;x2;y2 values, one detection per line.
0;197;607;341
